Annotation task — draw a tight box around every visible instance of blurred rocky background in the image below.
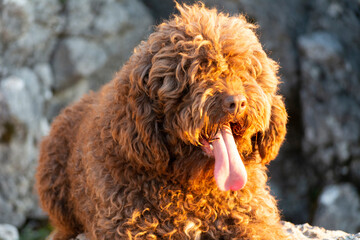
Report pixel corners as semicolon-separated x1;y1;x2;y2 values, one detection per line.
0;0;359;239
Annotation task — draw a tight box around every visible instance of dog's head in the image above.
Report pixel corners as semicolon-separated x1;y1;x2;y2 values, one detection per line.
113;3;287;190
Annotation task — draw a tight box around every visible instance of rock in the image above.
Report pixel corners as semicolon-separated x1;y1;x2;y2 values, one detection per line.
55;222;360;240
71;234;88;240
140;0;176;22
53;0;153;92
0;0;30;44
52;38;107;91
283;222;360;240
34;63;54;101
298;32;343;63
87;0;153;90
31;0;62;27
46;79;90;120
92;1;129;36
0;70;49;226
0;0;153;226
298;0;360;191
1;0;61;67
313;184;360;233
34;63;54;89
0;224;19;240
0;69;43;126
350;159;360;186
64;0;94;36
0;76;34;125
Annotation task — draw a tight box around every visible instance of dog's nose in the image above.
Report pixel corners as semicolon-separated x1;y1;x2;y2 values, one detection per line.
223;95;247;114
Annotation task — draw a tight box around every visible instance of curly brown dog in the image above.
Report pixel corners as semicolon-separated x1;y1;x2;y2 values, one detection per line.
36;3;289;240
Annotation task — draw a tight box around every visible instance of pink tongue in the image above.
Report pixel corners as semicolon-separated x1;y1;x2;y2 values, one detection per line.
213;125;247;191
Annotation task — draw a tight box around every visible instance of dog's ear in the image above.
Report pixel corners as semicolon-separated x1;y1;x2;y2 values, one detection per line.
257;95;287;164
110;48;171;174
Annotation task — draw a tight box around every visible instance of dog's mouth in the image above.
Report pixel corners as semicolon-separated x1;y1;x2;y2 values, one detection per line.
200;123;247;192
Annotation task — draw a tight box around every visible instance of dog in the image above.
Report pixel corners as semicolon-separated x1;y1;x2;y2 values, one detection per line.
36;3;289;240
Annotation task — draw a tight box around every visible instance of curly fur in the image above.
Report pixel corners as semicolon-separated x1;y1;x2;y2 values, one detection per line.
36;3;289;240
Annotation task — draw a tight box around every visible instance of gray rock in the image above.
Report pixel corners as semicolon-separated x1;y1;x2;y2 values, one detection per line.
31;0;62;27
92;0;129;36
46;79;90;120
71;234;88;240
0;0;30;44
298;0;360;186
64;0;148;38
0;0;152;227
298;32;343;63
140;0;176;21
313;184;360;233
34;64;54;88
34;63;54;101
65;0;94;36
52;38;107;91
1;0;61;67
88;0;153;90
0;224;19;240
290;0;359;225
49;232;88;240
0;70;49;226
0;73;38;126
350;159;360;186
283;222;360;240
58;222;360;240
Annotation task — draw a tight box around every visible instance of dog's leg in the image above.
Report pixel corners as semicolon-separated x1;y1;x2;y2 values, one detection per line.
37;97;95;238
87;210;159;240
36;122;81;239
232;166;291;240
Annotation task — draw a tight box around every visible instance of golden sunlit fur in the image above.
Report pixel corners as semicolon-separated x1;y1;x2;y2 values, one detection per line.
36;3;289;240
